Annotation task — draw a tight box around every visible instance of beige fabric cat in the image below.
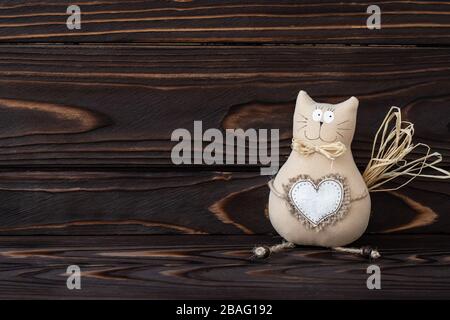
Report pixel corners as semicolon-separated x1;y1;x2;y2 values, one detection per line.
268;90;371;247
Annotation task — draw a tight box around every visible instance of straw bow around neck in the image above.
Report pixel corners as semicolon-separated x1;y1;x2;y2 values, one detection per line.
291;138;347;161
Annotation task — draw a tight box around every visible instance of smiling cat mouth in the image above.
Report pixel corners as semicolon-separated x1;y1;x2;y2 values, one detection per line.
304;130;337;143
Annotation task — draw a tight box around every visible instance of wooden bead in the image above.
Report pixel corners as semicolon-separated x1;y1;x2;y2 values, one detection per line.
253;246;271;259
361;246;373;258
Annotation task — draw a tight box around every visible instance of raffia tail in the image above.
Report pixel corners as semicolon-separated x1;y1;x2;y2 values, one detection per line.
362;106;450;192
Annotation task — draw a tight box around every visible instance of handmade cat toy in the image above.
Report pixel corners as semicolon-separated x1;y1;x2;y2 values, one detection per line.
253;90;449;259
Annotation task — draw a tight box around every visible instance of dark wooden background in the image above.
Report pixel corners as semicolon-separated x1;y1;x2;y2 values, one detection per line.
0;0;448;299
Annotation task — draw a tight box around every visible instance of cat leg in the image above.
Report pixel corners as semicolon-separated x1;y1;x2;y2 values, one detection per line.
252;241;295;259
332;246;381;259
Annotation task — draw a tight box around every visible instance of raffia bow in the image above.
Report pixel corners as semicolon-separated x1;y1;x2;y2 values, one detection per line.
291;138;347;161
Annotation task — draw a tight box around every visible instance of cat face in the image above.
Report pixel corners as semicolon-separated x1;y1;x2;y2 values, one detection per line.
293;90;358;146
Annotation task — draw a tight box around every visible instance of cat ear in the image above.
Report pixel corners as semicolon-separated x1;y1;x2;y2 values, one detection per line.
296;90;315;108
336;96;359;112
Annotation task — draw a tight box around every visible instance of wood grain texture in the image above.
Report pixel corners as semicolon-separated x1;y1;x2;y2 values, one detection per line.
0;1;449;44
0;170;447;235
0;1;448;300
0;45;448;168
0;234;449;299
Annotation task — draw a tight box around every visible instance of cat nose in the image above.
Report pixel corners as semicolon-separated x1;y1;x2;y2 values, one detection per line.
319;121;324;126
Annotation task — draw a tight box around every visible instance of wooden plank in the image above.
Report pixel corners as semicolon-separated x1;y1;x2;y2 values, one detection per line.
0;170;447;235
0;1;449;44
0;45;448;168
0;234;449;299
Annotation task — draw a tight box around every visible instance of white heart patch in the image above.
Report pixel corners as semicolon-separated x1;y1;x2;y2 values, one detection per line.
289;179;344;227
